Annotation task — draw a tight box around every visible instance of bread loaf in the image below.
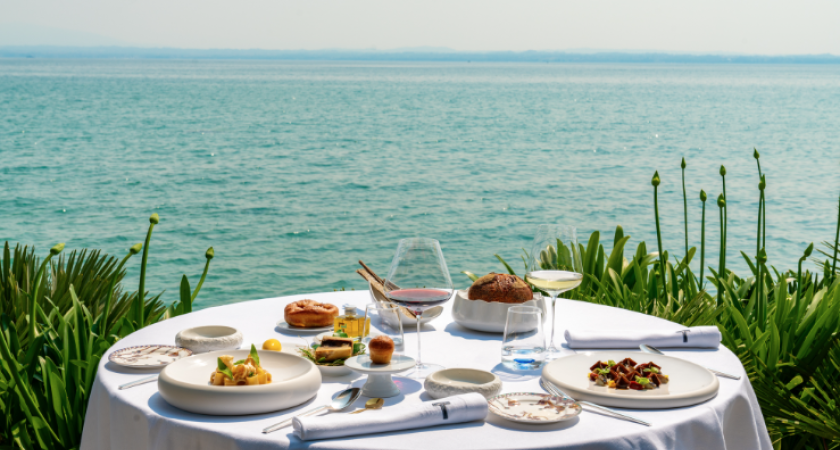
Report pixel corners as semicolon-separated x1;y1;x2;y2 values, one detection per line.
468;273;533;303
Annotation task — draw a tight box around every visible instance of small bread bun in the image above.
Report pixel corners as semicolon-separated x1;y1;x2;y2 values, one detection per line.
468;273;533;303
369;335;395;364
284;300;339;328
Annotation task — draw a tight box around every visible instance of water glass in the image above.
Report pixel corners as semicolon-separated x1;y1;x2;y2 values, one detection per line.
363;303;405;350
501;306;546;370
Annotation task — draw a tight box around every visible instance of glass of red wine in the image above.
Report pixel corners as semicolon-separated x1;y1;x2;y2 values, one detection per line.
383;237;454;379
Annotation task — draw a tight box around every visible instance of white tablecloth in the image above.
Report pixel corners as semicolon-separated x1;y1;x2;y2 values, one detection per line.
81;291;771;450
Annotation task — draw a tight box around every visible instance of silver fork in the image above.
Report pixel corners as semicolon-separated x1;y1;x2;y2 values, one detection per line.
540;379;651;426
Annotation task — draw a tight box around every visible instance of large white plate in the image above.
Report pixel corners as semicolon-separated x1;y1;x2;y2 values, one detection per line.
109;345;192;368
158;349;322;415
542;351;719;409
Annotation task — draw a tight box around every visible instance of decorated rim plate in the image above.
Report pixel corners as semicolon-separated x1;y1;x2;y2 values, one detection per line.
542;351;720;409
488;392;582;423
109;345;192;368
275;320;333;333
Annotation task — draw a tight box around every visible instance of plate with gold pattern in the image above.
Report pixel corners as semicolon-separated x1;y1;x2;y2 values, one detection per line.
487;392;582;424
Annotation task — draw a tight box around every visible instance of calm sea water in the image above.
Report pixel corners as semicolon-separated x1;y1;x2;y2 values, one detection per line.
1;60;838;309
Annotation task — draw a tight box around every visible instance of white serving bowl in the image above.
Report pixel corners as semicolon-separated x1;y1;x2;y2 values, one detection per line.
175;325;243;353
158;349;322;415
451;289;546;333
424;368;502;399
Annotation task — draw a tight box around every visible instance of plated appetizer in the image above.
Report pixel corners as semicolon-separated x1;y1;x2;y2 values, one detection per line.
211;345;272;386
299;335;366;366
588;358;669;391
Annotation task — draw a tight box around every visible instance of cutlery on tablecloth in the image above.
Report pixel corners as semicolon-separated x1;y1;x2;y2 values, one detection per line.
262;387;362;434
119;375;159;390
639;344;741;380
350;398;384;414
540;379;651;426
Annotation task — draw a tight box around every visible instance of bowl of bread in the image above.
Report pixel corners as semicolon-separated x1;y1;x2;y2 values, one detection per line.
452;273;545;333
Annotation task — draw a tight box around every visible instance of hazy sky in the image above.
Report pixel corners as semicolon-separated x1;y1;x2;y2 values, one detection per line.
2;0;839;54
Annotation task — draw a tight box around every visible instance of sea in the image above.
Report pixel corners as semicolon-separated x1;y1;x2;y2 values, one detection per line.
1;59;838;309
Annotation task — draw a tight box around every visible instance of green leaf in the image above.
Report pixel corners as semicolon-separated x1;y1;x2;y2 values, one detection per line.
216;358;233;380
249;344;260;366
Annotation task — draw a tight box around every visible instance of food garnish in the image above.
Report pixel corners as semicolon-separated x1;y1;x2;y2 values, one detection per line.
298;332;366;366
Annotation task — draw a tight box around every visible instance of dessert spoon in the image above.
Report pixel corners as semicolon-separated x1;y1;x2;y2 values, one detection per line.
262;387;362;434
350;397;384;414
639;344;741;380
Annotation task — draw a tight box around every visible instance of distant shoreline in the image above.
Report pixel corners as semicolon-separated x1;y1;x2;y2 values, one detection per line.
2;46;839;64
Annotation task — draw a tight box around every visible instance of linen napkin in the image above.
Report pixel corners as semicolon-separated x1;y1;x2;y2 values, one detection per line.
564;326;721;349
293;392;488;441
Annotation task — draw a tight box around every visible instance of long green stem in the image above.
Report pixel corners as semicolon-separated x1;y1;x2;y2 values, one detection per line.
756;248;766;330
137;214;159;326
681;158;688;256
756;197;762;256
653;184;665;294
717;195;726;305
833;195;840;281
700;191;707;290
27;243;64;343
191;247;215;302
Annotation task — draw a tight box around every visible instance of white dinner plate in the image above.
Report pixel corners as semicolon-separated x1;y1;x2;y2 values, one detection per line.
488;392;582;424
158;349;322;415
109;345;192;368
542;351;719;409
275;320;334;333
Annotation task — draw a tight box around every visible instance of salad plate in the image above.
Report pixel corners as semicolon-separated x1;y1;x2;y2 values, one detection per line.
158;348;321;415
542;351;719;409
488;392;581;424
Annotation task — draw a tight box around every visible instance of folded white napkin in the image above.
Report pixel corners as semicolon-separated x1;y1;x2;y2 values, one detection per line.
293;392;488;441
564;326;721;349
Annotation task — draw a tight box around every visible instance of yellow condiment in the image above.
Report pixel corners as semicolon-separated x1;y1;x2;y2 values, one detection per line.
333;305;370;338
262;339;282;351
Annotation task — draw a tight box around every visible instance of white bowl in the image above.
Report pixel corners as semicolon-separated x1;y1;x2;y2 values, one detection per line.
175;326;243;353
451;290;546;333
158;349;322;415
425;368;502;399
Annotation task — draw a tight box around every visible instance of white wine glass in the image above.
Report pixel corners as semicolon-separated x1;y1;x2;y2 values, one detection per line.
383;237;454;379
524;225;583;360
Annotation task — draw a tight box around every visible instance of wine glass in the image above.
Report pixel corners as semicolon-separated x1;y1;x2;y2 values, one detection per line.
524;225;583;360
383;237;454;379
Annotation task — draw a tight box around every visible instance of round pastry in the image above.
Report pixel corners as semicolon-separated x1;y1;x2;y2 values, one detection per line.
369;335;395;364
284;300;339;328
468;273;533;303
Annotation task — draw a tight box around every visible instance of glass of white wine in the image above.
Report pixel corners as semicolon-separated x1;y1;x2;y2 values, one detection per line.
524;224;583;360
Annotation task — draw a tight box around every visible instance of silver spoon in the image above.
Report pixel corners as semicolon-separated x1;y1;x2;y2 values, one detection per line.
640;344;741;380
262;387;362;434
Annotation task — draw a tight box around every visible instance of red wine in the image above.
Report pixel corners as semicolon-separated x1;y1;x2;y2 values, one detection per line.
386;288;452;310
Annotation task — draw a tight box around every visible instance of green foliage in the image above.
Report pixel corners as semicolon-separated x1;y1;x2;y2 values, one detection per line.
473;153;840;449
0;215;214;449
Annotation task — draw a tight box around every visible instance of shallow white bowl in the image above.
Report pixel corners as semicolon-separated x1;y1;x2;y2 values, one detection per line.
158;349;322;415
424;368;502;399
451;290;545;333
175;326;243;353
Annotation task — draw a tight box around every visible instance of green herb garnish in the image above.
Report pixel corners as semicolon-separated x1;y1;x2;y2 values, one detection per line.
217;358;233;380
607;360;616;367
643;367;660;374
298;342;367;366
635;376;650;385
250;344;260;366
595;368;611;375
233;359;245;365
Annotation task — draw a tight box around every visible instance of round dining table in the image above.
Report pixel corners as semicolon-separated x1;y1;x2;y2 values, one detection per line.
81;291;772;450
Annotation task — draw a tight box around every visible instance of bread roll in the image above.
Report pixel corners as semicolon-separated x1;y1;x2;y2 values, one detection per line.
369;335;395;364
468;273;533;303
284;300;339;328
